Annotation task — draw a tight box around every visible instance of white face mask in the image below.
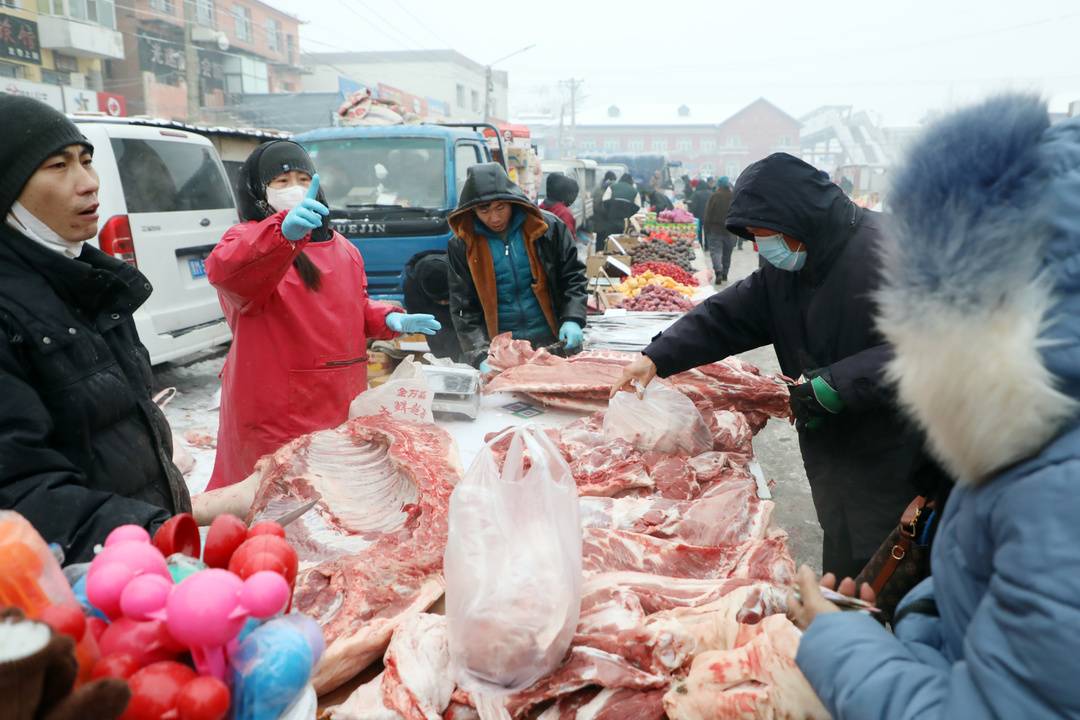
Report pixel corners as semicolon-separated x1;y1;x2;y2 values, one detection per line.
265;184;307;213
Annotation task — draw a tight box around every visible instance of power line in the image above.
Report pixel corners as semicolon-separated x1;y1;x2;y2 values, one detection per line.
338;0;419;51
387;0;452;49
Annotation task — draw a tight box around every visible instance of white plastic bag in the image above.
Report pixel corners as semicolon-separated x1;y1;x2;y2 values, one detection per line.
445;425;583;698
348;356;433;423
604;382;712;456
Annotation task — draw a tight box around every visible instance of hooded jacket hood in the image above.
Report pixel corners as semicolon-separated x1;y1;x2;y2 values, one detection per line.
235;140;331;241
545;172;579;206
448;162;543;239
877;94;1080;485
726;153;858;279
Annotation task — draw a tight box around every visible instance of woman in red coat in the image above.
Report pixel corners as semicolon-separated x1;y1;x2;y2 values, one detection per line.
205;140;440;489
539;172;579;237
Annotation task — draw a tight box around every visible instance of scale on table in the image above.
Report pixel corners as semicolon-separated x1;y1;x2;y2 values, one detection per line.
419;364;482;420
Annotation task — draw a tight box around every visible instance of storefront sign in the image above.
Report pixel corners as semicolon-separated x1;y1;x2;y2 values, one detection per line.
63;86;97;113
426;97;450;118
138;34;186;84
0;14;41;65
97;91;126;116
377;82;427;117
2;77;61;108
197;47;226;92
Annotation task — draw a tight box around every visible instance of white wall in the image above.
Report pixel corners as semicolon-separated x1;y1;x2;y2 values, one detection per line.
301;58;508;121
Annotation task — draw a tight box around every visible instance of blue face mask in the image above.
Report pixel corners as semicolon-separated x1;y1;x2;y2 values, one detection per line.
757;233;807;271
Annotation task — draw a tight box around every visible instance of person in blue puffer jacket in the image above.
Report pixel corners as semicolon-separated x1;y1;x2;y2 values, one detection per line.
447;162;588;369
787;93;1080;719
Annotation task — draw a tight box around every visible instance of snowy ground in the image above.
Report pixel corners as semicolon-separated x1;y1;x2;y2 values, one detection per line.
153;241;822;571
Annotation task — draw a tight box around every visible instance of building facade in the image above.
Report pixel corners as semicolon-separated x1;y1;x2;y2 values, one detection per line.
301;50;509;123
531;98;801;180
104;0;300;120
0;0;126;114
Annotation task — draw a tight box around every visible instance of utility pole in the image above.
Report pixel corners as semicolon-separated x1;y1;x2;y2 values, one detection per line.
182;0;201;122
559;78;583;157
484;64;492;122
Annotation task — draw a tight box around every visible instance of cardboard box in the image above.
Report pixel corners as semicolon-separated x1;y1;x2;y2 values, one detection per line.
605;235;641;254
586;254;632;279
597;290;625;310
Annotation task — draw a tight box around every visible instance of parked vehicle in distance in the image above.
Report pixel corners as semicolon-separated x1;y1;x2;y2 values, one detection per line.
72;116;237;365
580;152;677;190
294;123;494;301
539;158;593;231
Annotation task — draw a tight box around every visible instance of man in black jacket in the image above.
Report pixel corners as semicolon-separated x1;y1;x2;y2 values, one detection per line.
402;250;462;362
612;153;927;578
591;170;616;250
447;163;588;370
600;173;641;241
0;96;189;564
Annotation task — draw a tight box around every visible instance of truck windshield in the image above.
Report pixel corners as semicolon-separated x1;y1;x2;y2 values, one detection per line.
305;137;447;212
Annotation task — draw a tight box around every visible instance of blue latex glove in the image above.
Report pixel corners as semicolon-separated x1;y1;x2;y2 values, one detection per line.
559;321;584;350
386;312;442;335
280;174;329;241
479;359;492;373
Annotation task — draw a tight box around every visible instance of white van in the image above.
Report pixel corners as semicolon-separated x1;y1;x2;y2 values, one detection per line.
73;117;236;365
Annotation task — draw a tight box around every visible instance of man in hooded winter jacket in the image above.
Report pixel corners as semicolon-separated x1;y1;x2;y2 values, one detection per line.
447;163;588;369
540;172;579;238
0;96;189;563
790;93;1080;720
613;152;938;578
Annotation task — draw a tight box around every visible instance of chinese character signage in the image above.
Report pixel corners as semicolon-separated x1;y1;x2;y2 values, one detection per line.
0;13;41;65
2;78;61;110
138;33;186;85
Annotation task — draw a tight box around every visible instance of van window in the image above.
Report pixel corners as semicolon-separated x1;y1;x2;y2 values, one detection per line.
305;137;447;211
454;143;483;196
111;139;233;214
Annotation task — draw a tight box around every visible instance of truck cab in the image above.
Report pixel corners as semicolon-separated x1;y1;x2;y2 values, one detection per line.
293;124;493;301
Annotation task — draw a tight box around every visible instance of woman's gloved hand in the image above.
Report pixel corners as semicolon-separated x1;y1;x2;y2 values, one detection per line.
478;359;492;373
280;175;329;242
386;312;442;336
558;321;584;351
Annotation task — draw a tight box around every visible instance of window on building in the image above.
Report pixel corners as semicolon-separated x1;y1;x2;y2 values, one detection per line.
701;139;716;152
265;18;281;52
603;138;618;151
725;162;739;179
41;69;71;85
233;5;252;42
223;53;267;93
1;0;19;8
285;34;295;64
628;139;644;152
651;139;668;152
196;0;214;26
456;83;465;108
149;0;173;14
471;89;479;113
726;135;740;147
580;139;596;151
87;0;116;28
0;60;22;78
701;163;714;176
778;135;791;147
676;139;692;152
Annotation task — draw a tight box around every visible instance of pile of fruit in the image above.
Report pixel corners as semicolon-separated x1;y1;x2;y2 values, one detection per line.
658;208;695;223
615;271;695;298
632;261;699;286
621;285;695;312
631;238;696;271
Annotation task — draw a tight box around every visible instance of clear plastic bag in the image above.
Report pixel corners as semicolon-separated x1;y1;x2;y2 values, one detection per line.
445;425;583;698
604;382;712;456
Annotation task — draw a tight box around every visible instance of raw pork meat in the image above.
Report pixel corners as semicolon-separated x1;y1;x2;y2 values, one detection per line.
707;409;753;456
662;615;829;720
578;484;773;547
245;416;461;694
485;359;625;396
327;614;453;720
536;688;667;720
581;529;795;584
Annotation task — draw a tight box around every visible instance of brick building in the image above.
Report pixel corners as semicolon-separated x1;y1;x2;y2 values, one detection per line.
105;0;301;120
532;98;800;180
0;0;127;114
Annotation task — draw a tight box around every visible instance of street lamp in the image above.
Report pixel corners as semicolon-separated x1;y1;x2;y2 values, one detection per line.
485;44;535;122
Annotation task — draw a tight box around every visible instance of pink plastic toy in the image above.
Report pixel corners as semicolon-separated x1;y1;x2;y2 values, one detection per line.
133;569;290;681
86;524;171;619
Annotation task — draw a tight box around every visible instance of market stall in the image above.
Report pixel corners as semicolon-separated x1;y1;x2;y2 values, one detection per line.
0;238;828;720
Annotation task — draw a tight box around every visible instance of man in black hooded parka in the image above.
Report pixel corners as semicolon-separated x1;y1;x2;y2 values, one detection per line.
613;153;940;577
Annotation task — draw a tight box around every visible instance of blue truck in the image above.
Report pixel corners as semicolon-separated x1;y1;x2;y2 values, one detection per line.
294;124;500;301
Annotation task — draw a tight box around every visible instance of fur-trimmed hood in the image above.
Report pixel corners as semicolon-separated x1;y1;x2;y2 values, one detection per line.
878;94;1080;485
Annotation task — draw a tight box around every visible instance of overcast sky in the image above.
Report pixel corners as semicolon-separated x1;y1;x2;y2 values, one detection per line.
268;0;1080;126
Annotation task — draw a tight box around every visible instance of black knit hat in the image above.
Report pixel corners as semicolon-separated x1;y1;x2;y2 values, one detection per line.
415;253;449;301
0;95;92;215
